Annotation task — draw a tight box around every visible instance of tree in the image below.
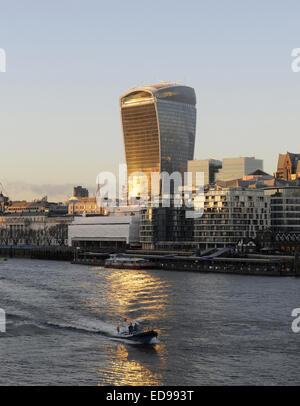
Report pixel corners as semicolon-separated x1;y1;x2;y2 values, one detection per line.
47;224;68;246
0;227;11;245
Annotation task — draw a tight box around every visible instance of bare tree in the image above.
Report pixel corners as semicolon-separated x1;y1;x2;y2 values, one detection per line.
44;225;55;246
48;224;68;246
0;227;11;245
29;229;45;246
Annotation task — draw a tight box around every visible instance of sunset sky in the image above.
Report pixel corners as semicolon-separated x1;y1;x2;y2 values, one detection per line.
0;0;300;201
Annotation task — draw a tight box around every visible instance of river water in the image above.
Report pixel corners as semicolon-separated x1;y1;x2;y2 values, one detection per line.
0;258;300;386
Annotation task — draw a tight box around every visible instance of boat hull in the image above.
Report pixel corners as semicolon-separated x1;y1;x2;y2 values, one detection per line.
105;264;153;270
113;330;158;344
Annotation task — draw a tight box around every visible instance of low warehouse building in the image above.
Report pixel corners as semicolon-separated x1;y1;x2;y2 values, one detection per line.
68;215;140;250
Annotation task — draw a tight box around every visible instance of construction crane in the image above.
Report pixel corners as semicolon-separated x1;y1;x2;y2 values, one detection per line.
0;181;9;197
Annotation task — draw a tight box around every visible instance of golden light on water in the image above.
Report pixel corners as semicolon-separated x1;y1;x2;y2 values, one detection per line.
102;269;170;321
82;268;171;385
83;269;171;324
97;344;163;386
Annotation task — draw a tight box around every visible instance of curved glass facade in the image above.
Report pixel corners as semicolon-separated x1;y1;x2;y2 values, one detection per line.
120;84;197;198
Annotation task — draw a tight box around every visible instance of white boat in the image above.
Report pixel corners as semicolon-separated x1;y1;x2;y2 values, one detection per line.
104;255;152;269
113;329;158;344
112;321;158;344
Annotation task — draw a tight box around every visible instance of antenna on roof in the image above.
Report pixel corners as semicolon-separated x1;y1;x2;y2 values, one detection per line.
156;79;171;84
130;82;143;90
155;79;183;86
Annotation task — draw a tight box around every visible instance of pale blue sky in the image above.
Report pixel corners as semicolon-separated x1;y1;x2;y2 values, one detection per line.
0;0;300;200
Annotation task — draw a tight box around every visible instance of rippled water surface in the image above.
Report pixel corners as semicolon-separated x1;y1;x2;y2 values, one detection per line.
1;258;300;385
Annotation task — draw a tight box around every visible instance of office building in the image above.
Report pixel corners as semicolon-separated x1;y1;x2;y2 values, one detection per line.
140;204;195;250
261;186;300;253
194;187;270;249
215;157;263;182
120;83;197;199
73;186;89;198
188;159;222;187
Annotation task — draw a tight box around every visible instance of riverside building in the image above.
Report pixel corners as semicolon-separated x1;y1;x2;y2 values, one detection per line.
140;204;195;251
0;198;71;246
68;215;140;250
0;212;72;247
263;186;300;252
194;187;270;250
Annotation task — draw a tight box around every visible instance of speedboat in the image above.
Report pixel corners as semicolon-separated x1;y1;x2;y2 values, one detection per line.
113;320;158;344
113;329;158;344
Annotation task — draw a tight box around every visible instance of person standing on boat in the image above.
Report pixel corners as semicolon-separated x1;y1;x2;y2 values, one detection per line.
128;322;133;335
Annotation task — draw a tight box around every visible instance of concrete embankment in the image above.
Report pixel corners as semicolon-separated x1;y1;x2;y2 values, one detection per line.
0;246;73;261
1;246;299;277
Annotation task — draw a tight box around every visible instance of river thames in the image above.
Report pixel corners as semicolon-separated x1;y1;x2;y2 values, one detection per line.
0;258;300;385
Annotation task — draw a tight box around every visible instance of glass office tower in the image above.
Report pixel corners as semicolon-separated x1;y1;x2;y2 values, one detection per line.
120;83;197;199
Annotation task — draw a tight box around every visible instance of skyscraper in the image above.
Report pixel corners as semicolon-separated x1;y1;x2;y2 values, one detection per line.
120;83;197;199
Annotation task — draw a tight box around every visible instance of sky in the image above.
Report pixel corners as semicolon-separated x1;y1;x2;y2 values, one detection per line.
0;0;300;201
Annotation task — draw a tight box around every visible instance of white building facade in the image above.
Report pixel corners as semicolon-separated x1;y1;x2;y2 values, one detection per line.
194;187;270;249
68;215;140;249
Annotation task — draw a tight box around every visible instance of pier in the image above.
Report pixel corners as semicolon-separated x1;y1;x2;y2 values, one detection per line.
71;249;298;276
0;245;298;276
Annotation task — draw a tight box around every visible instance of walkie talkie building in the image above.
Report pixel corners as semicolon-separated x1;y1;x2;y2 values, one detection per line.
120;83;197;199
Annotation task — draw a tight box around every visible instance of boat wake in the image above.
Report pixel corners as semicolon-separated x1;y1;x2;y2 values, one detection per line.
46;317;116;336
45;318;159;345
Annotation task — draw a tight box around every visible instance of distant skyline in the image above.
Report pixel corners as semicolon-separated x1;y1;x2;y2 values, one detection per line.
1;0;300;201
